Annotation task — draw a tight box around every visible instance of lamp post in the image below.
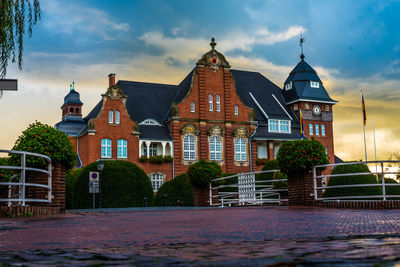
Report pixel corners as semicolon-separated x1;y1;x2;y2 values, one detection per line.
97;159;104;209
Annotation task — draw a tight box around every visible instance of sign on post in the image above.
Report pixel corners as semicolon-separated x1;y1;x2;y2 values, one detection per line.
89;172;99;193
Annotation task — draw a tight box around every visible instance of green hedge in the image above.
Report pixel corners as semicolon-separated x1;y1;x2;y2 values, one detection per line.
10;122;76;170
65;168;81;210
187;159;222;187
380;178;400;198
277;139;328;173
72;160;153;209
155;173;193;206
323;163;381;198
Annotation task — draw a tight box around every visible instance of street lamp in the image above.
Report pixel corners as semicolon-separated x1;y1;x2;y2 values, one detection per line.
97;159;104;208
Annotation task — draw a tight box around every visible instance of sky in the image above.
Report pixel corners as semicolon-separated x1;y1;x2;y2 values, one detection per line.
1;0;400;161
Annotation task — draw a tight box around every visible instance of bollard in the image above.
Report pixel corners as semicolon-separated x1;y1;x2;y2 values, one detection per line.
144;197;147;207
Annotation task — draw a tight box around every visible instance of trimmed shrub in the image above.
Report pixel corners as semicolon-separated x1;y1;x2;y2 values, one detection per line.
380;178;400;198
0;157;14;182
155;173;193;206
187;159;222;187
277;139;329;174
65;168;81;210
218;173;238;193
256;158;267;166
10;121;76;171
323;163;381;198
72;160;154;209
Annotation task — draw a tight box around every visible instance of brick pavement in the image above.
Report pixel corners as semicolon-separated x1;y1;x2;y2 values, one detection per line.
1;206;400;265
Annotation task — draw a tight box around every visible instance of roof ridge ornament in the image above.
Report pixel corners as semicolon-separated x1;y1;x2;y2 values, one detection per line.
210;37;216;50
299;33;305;61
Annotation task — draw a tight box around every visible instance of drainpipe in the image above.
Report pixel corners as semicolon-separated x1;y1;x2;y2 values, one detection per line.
172;141;175;178
249;122;259;173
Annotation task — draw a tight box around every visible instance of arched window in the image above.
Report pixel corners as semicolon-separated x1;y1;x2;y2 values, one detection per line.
149;173;165;192
75;108;79;114
183;135;195;160
190;101;195;113
101;139;112;158
69;107;74;113
109;111;114;124
216;94;221;112
210;136;221;160
234;105;238;116
315;124;320;135
235;138;246;161
208;94;213;111
115;111;120;124
117;139;127;158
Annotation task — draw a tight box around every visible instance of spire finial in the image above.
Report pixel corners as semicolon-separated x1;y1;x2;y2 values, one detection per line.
299;33;305;60
210;37;216;50
72;81;75;90
69;83;72;91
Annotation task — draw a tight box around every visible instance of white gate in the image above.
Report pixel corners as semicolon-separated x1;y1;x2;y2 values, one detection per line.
238;173;256;205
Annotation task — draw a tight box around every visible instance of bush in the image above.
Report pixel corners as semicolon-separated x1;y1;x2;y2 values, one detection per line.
380;178;400;198
155;173;193;206
323;163;381;198
138;156;147;163
149;155;164;163
256;158;267;166
0;157;14;182
72;160;154;209
257;159;287;190
65;168;81;210
163;155;173;162
277;139;329;174
187;159;222;187
218;173;238;193
10;121;76;171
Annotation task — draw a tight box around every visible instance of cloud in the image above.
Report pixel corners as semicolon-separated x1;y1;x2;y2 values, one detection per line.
41;0;130;42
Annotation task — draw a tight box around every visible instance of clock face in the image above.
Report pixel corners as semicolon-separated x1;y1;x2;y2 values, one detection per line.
312;105;321;115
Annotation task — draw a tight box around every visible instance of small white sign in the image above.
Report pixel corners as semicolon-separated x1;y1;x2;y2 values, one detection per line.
89;172;99;182
89;187;99;193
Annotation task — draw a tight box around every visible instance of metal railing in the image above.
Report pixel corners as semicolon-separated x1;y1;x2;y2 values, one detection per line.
209;170;288;207
313;160;400;202
0;150;52;206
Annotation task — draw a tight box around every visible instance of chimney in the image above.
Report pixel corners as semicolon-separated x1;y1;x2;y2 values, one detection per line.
108;73;116;86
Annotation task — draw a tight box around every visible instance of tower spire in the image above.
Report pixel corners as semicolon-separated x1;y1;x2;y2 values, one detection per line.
299;33;305;60
210;37;216;50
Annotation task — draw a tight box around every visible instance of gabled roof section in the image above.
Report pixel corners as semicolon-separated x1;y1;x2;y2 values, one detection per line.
282;59;337;104
230;69;298;124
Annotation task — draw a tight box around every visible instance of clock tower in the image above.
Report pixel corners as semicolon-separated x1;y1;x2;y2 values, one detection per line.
282;52;337;164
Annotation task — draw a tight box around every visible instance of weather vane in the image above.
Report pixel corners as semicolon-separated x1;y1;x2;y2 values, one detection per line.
299;33;305;60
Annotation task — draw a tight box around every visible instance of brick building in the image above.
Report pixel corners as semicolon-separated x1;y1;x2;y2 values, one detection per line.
56;38;337;192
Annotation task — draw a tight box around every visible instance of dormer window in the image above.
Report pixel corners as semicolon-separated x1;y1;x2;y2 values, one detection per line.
285;81;292;90
310;81;320;88
268;119;291;133
139;119;161;126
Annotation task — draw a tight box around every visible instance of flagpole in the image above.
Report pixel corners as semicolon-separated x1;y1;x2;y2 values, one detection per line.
361;90;368;163
373;115;378;181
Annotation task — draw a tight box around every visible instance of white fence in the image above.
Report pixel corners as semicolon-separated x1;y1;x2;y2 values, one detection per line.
313;161;400;202
0;150;52;206
209;170;288;207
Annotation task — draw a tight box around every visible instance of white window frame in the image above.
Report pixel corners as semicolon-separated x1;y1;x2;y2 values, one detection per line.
209;94;213;111
310;81;320;88
235;138;246;161
321;124;326;136
101;139;112;158
216;94;221;112
149;173;165;192
183;134;196;160
117;139;127;158
139;119;161;126
315;124;320;135
268;119;291;133
149;143;158;156
234;105;238;116
210;136;222;161
309;124;313;136
115;111;120;124
190;101;195;113
108;111;114;124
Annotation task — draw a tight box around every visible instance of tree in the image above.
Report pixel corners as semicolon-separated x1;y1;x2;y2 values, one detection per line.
0;0;41;78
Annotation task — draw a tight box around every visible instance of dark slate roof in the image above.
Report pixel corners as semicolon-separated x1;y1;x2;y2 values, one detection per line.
231;69;299;126
139;125;172;140
282;59;337;104
334;155;344;164
252;125;300;140
55;115;86;136
173;68;196;105
63;89;83;106
84;81;179;140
